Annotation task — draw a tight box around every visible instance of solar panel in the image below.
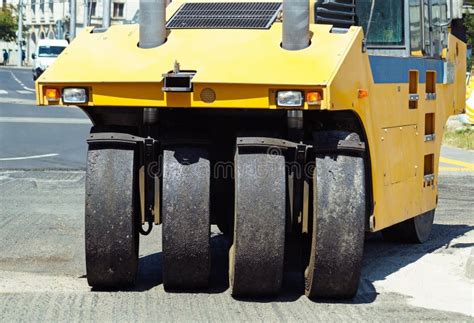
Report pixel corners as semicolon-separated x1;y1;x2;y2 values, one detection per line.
166;2;282;29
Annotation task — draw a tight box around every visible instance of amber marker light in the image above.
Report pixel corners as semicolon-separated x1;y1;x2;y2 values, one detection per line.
45;88;60;102
306;91;322;106
358;89;369;99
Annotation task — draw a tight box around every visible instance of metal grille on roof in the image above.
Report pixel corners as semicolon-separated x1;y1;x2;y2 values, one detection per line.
166;2;282;29
315;0;355;28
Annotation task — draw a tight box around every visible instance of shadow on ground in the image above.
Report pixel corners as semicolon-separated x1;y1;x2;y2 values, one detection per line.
126;223;472;303
134;233;229;294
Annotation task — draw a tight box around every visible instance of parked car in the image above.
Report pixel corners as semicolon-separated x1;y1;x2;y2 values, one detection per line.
32;39;68;81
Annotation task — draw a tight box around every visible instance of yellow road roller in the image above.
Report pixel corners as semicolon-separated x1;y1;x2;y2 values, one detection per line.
36;0;466;298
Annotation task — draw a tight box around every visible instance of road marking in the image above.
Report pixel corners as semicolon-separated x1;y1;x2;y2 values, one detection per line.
0;153;58;161
16;90;33;95
9;71;35;92
439;157;474;170
0;117;91;125
0;90;7;94
0;97;37;105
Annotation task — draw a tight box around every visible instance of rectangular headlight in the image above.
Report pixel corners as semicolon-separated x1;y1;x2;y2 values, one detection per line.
276;91;304;107
62;88;88;104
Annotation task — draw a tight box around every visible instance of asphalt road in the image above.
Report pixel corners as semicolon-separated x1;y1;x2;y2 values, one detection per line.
0;67;91;169
0;171;472;321
0;66;473;321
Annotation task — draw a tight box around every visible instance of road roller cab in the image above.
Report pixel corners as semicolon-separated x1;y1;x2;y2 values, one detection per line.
36;0;467;298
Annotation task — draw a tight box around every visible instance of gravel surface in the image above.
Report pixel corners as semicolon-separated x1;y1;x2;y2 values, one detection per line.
0;170;472;321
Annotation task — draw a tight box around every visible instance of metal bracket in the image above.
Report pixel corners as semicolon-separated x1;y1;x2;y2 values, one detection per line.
424;134;436;142
236;137;300;150
426;93;437;100
423;174;435;188
291;144;309;233
295;144;307;161
313;139;366;154
424;174;435;183
87;132;144;146
162;69;196;93
143;137;157;227
409;94;419;102
87;132;158;234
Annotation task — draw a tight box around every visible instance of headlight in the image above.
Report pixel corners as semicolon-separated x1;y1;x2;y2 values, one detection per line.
276;91;304;107
62;88;88;104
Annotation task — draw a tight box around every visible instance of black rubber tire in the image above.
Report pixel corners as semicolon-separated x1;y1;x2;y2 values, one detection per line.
304;131;366;299
382;210;435;243
162;147;211;290
230;149;286;297
85;147;139;289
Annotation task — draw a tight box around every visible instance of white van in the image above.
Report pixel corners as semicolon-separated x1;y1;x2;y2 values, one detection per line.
32;39;68;81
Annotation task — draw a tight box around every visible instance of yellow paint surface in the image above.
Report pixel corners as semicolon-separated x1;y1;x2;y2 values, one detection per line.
35;2;468;231
440;157;474;169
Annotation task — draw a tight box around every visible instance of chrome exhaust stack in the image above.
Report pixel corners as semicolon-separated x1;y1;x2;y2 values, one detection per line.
139;0;167;48
282;0;310;50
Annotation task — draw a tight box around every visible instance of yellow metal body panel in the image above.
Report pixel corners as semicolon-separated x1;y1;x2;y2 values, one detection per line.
381;126;418;186
37;23;348;86
326;31;466;230
36;3;467;231
36;21;360;109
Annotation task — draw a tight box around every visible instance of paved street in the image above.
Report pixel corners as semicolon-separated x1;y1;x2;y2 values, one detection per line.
0;67;91;169
0;171;472;321
0;66;473;320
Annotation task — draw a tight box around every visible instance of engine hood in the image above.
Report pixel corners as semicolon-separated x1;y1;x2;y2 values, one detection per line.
39;23;361;87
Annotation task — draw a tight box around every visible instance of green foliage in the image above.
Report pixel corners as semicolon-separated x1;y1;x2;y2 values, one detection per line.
0;6;17;42
443;126;473;150
464;12;474;71
464;13;474;48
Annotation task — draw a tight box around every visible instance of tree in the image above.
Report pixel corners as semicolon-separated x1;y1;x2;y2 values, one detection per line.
464;13;474;47
0;6;17;42
463;13;474;71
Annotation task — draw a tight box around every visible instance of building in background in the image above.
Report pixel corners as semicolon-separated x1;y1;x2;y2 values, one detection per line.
25;0;138;64
3;0;473;67
0;0;21;65
1;0;138;66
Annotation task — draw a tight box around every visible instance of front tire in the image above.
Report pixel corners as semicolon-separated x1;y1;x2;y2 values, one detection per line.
304;131;366;299
85;146;139;289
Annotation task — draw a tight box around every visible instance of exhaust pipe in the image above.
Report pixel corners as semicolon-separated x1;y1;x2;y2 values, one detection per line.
102;0;111;28
282;0;310;50
139;0;167;48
